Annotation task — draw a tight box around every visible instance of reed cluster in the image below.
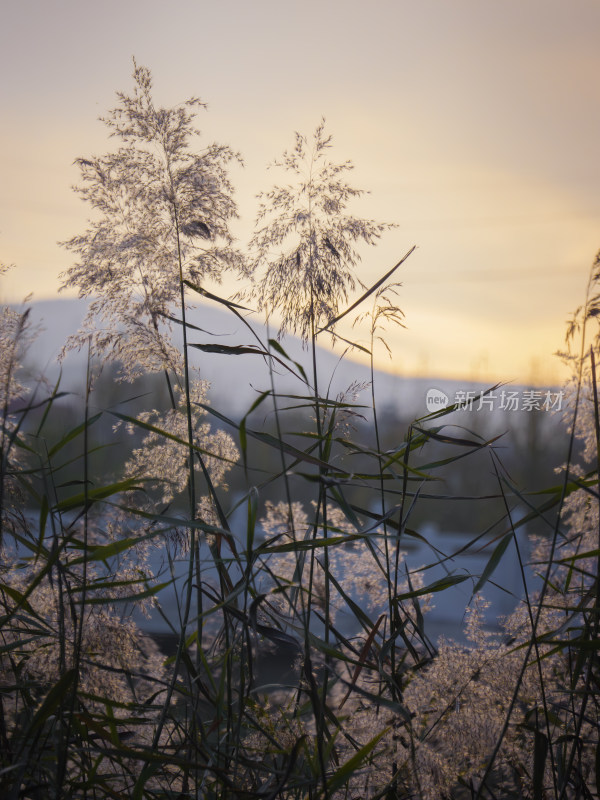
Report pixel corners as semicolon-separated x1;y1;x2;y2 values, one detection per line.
0;64;598;799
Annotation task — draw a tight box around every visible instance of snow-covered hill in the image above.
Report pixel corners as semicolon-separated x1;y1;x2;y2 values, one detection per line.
19;296;520;422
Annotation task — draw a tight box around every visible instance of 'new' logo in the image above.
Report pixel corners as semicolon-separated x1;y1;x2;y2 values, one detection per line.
426;388;449;413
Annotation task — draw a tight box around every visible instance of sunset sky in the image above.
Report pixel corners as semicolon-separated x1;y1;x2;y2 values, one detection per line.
1;0;599;386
